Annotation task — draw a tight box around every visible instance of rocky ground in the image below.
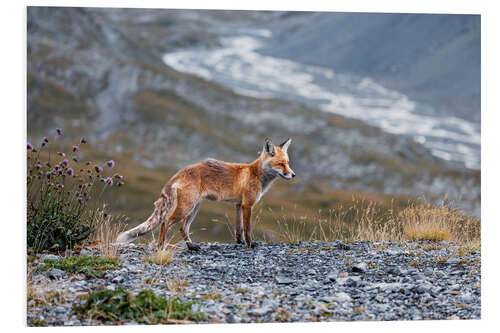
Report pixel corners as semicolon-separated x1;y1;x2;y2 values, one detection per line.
27;241;481;326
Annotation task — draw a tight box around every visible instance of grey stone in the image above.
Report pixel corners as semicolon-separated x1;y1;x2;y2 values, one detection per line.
447;257;459;264
320;292;352;303
47;268;65;279
384;247;403;255
276;275;294;285
352;262;367;273
112;275;124;284
40;254;60;261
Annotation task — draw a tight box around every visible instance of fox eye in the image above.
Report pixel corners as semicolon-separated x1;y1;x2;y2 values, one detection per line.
279;163;285;167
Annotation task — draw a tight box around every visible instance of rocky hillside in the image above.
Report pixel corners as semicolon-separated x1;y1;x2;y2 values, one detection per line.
27;7;480;230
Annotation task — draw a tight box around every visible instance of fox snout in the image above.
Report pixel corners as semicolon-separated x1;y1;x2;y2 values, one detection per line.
281;169;296;179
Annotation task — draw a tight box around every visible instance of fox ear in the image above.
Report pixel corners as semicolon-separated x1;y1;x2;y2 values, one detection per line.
263;138;275;156
279;138;292;153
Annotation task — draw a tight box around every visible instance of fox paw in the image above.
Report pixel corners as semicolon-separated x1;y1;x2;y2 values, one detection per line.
247;241;258;249
236;238;245;245
187;243;201;251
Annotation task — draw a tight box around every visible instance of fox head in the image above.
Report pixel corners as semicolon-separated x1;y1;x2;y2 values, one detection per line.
261;138;295;180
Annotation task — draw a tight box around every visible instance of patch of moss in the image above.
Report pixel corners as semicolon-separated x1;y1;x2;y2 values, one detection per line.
201;293;221;300
35;255;121;278
234;288;249;294
73;288;205;323
28;317;47;326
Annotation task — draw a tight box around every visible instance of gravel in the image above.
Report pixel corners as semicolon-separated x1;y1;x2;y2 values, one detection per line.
27;241;481;326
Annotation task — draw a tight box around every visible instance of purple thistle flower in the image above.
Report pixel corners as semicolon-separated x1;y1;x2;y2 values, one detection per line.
118;181;124;187
32;148;37;153
35;163;42;169
67;168;74;177
73;145;79;152
56;128;63;136
114;174;123;179
62;159;69;167
106;160;115;169
95;165;103;173
77;197;83;205
54;164;60;171
86;195;92;201
27;142;33;150
81;137;87;144
105;177;113;186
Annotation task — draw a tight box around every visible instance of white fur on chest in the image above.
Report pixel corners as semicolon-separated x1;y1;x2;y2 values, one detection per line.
256;178;277;203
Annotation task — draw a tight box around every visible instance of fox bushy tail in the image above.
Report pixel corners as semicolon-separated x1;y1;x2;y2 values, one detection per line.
116;184;178;243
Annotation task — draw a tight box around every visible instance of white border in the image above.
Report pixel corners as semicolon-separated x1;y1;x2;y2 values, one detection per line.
2;1;499;332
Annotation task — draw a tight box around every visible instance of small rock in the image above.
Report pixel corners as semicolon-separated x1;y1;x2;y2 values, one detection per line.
105;284;116;291
346;277;360;287
47;268;65;279
112;275;124;284
40;254;60;261
338;272;349;278
55;306;66;314
384;247;403;256
320;292;352;303
227;314;242;323
326;272;338;282
80;249;90;256
352;262;367;273
276;275;294;285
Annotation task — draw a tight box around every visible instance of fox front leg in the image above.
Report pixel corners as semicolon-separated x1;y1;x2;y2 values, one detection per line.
235;204;244;244
242;204;257;248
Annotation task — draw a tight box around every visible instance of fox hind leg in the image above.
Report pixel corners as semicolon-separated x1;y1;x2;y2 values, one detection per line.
180;202;201;251
158;222;167;250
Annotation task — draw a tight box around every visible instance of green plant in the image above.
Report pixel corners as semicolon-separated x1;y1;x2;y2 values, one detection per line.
234;288;249;294
73;288;206;324
28;317;47;326
27;129;125;252
35;255;121;278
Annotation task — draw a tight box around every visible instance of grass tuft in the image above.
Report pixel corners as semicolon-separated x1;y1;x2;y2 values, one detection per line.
150;250;175;265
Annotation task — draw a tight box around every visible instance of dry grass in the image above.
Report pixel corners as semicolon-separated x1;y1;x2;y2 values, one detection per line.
150;250;175;265
400;204;480;244
272;199;480;245
90;205;128;259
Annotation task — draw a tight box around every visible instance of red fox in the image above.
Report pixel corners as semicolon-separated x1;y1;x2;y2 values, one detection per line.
116;138;295;250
